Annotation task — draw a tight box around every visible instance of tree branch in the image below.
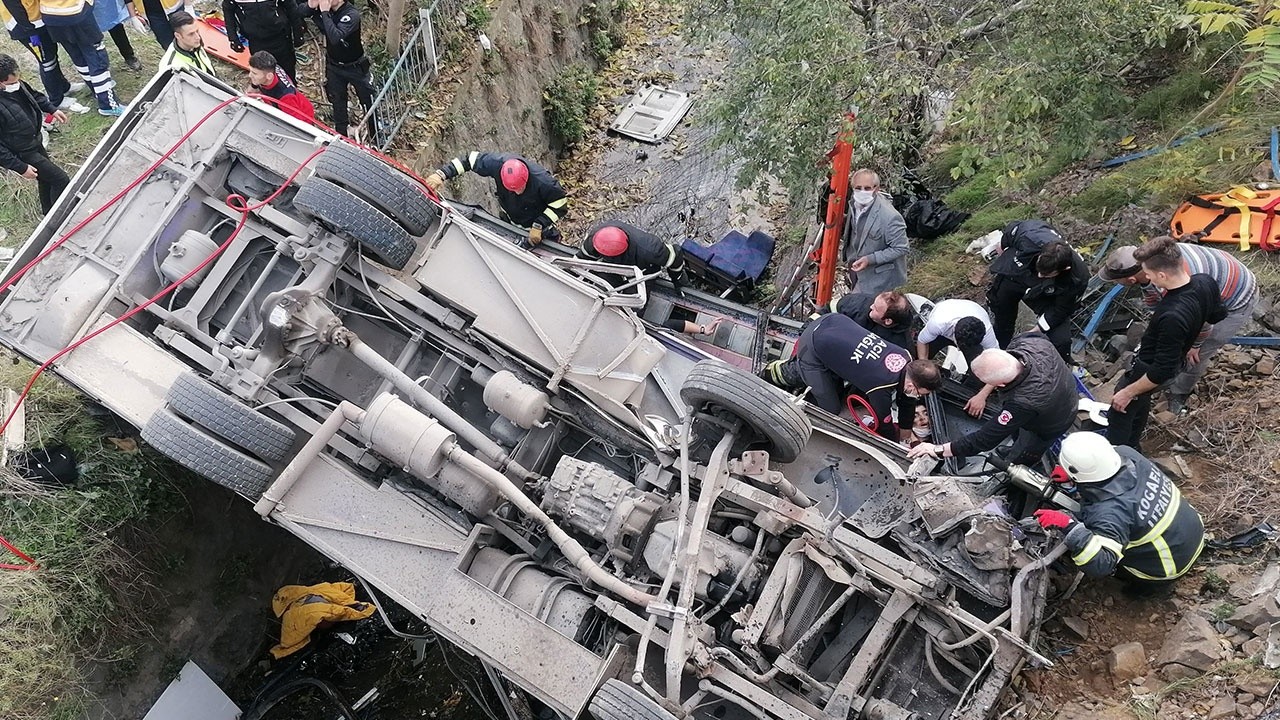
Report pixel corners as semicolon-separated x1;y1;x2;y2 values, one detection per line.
956;0;1031;42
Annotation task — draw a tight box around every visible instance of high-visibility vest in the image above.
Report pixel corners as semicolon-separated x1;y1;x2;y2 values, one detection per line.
161;43;215;75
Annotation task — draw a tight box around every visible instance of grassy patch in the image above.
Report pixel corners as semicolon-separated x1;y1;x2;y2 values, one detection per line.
0;362;185;719
0;35;167;245
1065;109;1271;222
545;64;599;146
1131;66;1222;127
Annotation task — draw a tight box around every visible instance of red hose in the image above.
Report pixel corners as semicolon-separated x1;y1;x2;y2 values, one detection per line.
0;101;327;437
0;534;37;570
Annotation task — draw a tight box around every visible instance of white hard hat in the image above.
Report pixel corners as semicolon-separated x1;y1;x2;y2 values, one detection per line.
1057;432;1123;483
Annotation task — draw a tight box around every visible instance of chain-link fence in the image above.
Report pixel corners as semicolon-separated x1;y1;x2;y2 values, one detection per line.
361;0;466;151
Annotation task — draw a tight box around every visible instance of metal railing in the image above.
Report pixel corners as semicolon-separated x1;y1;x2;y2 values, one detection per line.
360;1;459;151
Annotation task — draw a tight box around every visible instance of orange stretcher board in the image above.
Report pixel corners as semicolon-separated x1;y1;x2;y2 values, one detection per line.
197;19;250;71
1169;186;1280;251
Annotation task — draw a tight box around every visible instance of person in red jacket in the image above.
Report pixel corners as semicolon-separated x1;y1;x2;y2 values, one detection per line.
247;50;314;124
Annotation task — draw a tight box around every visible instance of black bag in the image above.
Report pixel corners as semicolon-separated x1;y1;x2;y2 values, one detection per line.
903;196;970;240
11;444;79;487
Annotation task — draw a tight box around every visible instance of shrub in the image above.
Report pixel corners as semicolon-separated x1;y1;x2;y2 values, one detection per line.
544;64;598;146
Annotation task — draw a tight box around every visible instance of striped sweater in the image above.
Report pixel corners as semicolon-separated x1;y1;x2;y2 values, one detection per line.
1139;243;1257;312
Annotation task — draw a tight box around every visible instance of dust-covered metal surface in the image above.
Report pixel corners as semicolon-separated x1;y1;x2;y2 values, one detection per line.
0;70;1070;720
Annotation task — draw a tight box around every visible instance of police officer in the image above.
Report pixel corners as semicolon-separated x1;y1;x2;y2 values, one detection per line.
426;151;569;246
760;312;941;440
907;332;1077;465
224;0;298;80
1033;432;1205;592
579;221;685;285
817;290;914;350
299;0;372;139
986;220;1088;363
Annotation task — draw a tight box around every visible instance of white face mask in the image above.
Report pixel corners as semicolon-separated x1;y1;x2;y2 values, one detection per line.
912;425;932;439
852;189;875;207
2;82;21;93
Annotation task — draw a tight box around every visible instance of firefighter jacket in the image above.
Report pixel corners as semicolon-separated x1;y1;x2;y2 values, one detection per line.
439;151;568;230
1063;445;1205;581
989;220;1088;332
948;332;1076;458
579;220;682;273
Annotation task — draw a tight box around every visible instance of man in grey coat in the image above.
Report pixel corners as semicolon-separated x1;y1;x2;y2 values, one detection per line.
842;168;909;295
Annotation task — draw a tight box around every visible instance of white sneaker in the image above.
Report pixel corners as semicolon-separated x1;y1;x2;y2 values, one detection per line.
67;82;88;94
58;97;90;114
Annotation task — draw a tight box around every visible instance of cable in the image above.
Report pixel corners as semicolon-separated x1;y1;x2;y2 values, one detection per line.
352;572;436;641
0;137;326;436
252;396;340;411
242;676;358;720
355;251;414;333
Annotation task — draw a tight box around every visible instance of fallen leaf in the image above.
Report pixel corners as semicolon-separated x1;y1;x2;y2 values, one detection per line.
106;437;138;453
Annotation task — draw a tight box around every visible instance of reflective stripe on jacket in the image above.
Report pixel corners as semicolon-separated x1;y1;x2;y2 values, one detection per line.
162;43;216;75
36;0;86;20
1064;446;1205;581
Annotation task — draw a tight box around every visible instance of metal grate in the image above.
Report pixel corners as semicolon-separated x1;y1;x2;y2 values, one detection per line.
359;0;463;151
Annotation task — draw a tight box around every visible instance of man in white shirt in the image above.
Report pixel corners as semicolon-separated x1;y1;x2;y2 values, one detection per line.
915;298;998;363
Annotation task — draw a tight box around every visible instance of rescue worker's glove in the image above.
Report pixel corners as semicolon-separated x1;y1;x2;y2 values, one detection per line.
229;40;245;54
527;224;543;246
1049;465;1071;483
1033;509;1074;530
424;171;445;191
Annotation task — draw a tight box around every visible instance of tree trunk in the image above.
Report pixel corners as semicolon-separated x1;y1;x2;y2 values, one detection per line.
385;0;407;57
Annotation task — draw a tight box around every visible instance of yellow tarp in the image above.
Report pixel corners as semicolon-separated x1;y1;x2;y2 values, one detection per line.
269;582;376;659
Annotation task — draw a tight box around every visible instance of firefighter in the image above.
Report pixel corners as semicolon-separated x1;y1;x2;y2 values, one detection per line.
907;332;1076;465
299;0;373;139
760;312;941;440
817;290;914;350
37;0;124;115
1106;236;1226;451
985;220;1087;363
578;221;685;286
425;151;568;246
1;0;90;112
224;0;298;81
1033;431;1205;592
160;12;214;74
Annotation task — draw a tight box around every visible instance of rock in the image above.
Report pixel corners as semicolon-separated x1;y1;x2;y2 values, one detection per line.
1237;677;1278;697
1062;615;1090;640
1239;692;1256;704
1108;641;1148;682
1228;595;1280;631
1221;350;1256;371
1103;594;1115;607
1157;613;1225;675
1253;358;1277;377
1228;378;1247;391
1208;696;1237;720
1154;410;1179;424
1265;621;1280;668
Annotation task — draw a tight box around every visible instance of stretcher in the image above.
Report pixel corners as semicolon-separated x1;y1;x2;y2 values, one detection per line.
197;17;251;71
1169;186;1280;251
